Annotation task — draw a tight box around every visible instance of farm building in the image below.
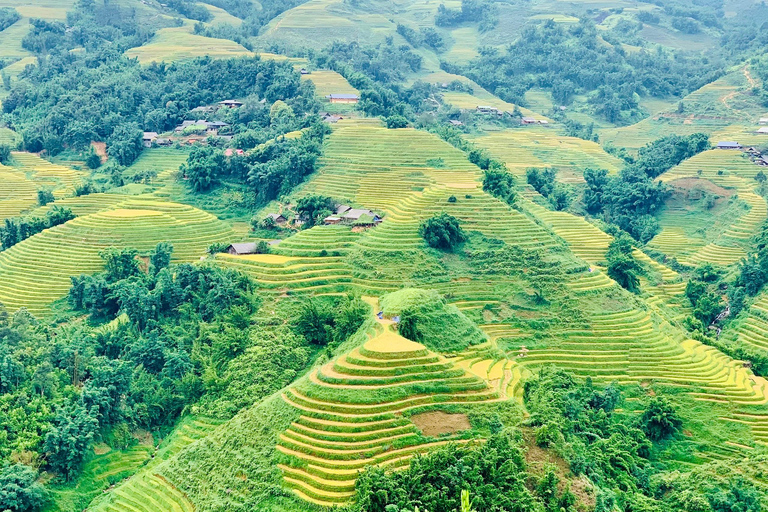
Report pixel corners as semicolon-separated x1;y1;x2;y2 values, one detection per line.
142;132;158;148
717;141;742;150
325;207;382;226
322;114;344;123
219;100;243;108
449;120;464;126
326;94;359;104
191;105;215;114
758;127;768;134
760;118;768;125
300;68;311;75
521;117;538;124
175;120;229;135
266;213;287;225
155;138;172;146
227;243;258;255
476;106;499;114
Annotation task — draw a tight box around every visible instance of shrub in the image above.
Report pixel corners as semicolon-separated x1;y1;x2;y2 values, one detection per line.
639;397;682;441
37;189;54;206
419;213;466;250
0;143;10;163
482;167;516;205
385;115;409;128
85;150;101;170
448;195;457;203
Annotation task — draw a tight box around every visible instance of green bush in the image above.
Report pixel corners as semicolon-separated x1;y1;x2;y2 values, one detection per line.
419;213;466;251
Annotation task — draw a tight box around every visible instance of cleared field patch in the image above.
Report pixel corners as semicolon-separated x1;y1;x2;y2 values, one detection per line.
0;198;238;316
277;327;499;506
126;27;253;64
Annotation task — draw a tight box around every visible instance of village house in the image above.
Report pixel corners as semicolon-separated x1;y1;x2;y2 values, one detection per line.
326;94;359;104
191;105;215;114
155;138;172;146
521;117;538;125
175;120;230;135
476;105;499;115
324;205;382;226
717;141;742;150
300;68;311;75
760;118;768;125
227;243;258;255
758;127;768;134
224;148;245;157
322;113;344;123
142;132;158;148
219;100;243;108
449;119;464;126
266;213;287;225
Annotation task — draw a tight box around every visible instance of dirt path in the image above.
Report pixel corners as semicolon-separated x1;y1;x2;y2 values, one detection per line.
720;66;756;112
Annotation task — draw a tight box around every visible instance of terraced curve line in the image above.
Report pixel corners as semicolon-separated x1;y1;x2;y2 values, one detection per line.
276;327;497;507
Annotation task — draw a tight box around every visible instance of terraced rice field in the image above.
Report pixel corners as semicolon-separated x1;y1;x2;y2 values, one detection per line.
0;163;37;220
520;308;768;404
654;151;768;266
725;294;768;354
472;128;624;178
259;0;396;47
90;417;221;512
660;150;764;184
126;27;253;64
0;198;237;316
0;153;86;221
301;70;359;98
277;327;497;506
11;152;86;198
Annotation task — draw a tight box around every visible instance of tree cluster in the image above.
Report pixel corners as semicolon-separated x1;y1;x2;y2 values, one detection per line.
456;20;723;123
5;42;313;164
605;233;643;293
419;213;466;251
0;207;75;250
527;167;572;211
435;0;497;32
0;7;20;32
294;296;368;347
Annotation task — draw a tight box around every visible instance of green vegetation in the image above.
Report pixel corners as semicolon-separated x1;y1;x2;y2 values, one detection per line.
3;0;768;510
456;20;722;123
419;213;466;251
380;288;485;352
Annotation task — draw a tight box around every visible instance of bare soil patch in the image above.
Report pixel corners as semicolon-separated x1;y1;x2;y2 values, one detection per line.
410;411;471;436
669;177;733;198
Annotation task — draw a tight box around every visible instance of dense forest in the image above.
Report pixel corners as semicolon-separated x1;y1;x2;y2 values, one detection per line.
454;19;723;123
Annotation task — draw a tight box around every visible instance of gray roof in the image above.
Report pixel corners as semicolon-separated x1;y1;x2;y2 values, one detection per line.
143;132;158;139
343;208;376;220
266;213;285;220
326;94;359;99
717;141;741;147
228;243;257;254
336;205;351;215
